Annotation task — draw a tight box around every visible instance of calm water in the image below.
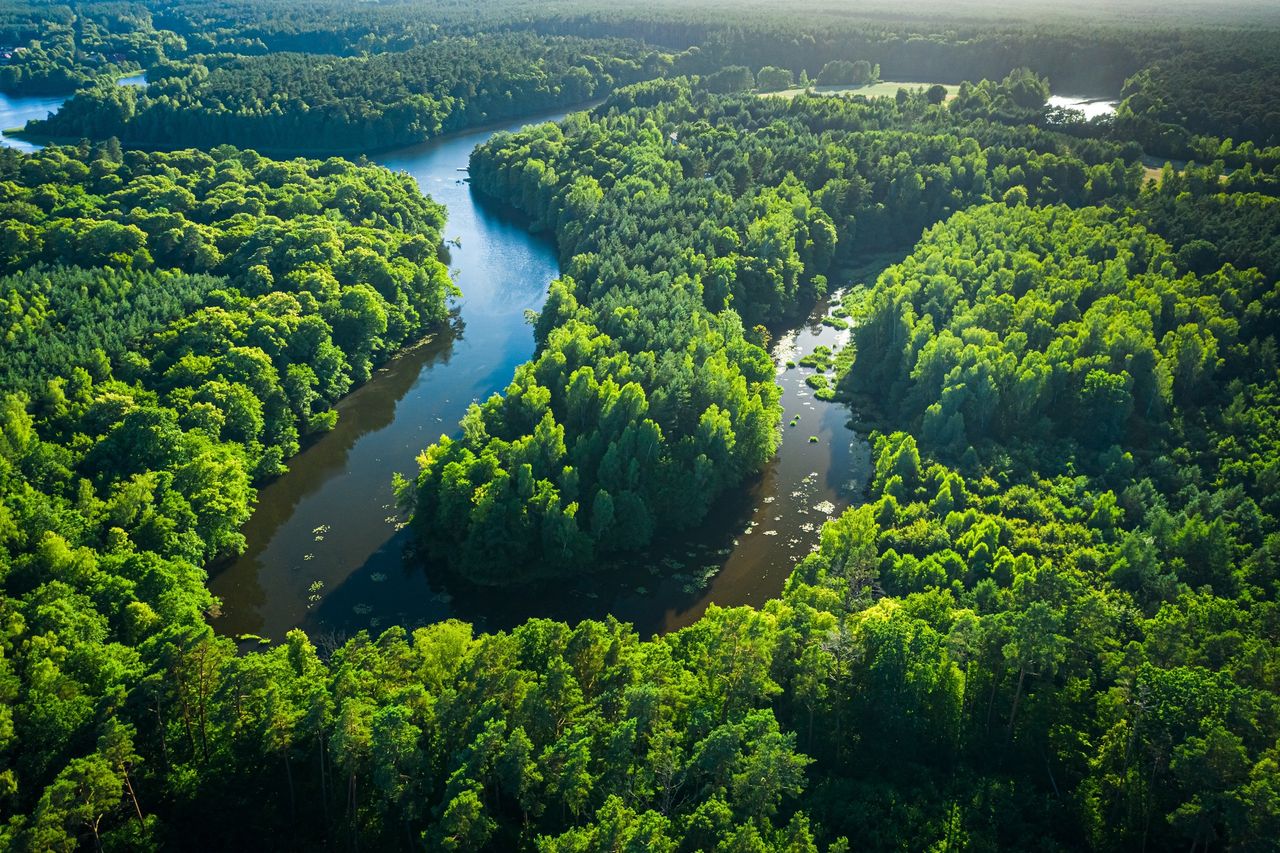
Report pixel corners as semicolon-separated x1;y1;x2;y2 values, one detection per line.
0;71;145;152
208;116;565;639
255;284;870;642
9;79;871;640
0;88;66;152
439;291;872;637
208;116;870;641
1047;94;1118;120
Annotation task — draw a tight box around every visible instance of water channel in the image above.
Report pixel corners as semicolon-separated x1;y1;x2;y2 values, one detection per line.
200;111;874;641
8;81;1021;641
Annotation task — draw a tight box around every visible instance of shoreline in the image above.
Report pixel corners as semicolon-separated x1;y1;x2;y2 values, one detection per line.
10;98;604;159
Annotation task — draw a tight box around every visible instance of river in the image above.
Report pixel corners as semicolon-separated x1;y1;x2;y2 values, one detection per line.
209;117;871;640
207;115;871;642
5;80;870;641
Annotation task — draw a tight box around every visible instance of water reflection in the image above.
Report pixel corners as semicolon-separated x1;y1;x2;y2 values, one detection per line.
212;118;877;640
0;88;65;153
208;115;564;638
1047;94;1118;120
292;288;871;641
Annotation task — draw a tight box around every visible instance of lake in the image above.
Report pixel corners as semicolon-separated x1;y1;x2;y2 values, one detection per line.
0;88;67;153
1047;94;1118;120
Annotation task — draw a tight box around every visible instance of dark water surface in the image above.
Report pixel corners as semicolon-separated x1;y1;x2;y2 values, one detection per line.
207;116;565;638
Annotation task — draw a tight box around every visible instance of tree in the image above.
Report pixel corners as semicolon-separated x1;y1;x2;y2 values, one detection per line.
757;66;794;92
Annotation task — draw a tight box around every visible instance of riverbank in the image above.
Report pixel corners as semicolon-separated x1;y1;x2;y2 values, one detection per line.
8;97;605;159
209;128;884;640
207;113;566;640
7;75;880;642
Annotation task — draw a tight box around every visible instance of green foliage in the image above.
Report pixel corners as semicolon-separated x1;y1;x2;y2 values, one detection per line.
410;74;1143;583
843;202;1275;459
0;6;178;95
0;138;457;848
1116;51;1280;157
1135;168;1280;282
815;59;877;87
0;5;1277;852
0;266;222;394
27;34;664;153
756;65;794;92
699;65;755;94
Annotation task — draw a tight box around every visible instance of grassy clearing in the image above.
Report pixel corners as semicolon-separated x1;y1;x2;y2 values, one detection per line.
1140;155;1231;186
761;81;960;101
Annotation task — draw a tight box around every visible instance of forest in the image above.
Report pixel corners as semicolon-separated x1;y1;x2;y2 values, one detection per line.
24;33;666;153
0;0;1278;851
7;0;1280;163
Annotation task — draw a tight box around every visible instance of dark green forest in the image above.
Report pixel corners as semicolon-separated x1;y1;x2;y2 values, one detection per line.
0;0;1278;850
24;33;665;153
8;0;1280;165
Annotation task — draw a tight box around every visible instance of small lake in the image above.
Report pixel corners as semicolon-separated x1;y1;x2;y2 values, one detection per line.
1047;94;1118;120
0;71;146;152
0;88;66;153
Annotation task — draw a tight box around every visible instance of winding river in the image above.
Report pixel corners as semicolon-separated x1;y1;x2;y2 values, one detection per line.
3;84;872;641
0;79;1124;639
205;111;870;641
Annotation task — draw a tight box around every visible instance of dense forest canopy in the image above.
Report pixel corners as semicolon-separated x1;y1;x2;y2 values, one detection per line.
0;143;458;844
0;0;1278;850
24;33;666;153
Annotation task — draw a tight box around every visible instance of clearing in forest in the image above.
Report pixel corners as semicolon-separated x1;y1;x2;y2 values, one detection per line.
762;81;960;100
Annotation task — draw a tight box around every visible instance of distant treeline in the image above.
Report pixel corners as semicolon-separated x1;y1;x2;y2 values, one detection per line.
25;33;663;153
7;0;1280;162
